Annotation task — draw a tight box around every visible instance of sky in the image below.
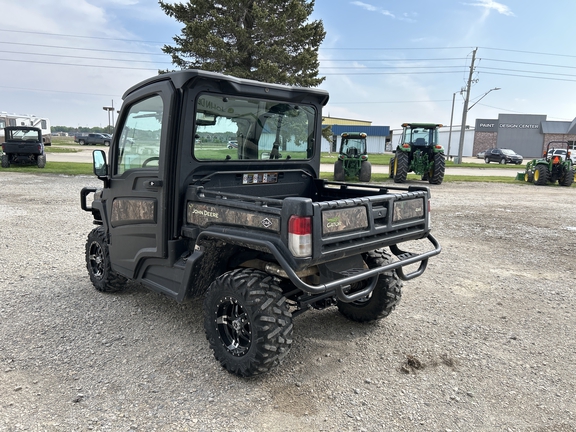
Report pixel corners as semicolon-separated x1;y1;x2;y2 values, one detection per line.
1;0;576;132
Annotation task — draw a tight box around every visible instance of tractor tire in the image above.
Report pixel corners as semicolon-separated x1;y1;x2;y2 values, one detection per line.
560;167;574;187
393;151;409;183
203;268;293;377
428;153;445;185
337;249;403;323
1;154;10;168
37;154;46;168
86;227;128;293
388;157;395;178
524;171;534;183
533;164;549;186
334;160;345;181
359;161;372;182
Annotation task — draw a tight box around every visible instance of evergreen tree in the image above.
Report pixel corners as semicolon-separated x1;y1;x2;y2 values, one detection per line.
159;0;325;87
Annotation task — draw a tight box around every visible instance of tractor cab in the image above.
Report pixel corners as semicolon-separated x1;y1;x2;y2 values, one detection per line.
400;123;441;147
339;132;367;157
333;132;371;181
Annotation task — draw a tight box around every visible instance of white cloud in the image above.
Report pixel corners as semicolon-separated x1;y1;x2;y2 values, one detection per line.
351;1;396;19
463;0;515;17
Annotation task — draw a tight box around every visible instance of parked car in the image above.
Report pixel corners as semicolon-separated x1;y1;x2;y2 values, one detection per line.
484;148;523;165
77;133;111;146
476;150;486;159
227;140;238;149
546;148;576;163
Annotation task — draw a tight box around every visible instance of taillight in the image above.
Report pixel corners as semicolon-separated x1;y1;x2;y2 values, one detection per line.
288;216;312;257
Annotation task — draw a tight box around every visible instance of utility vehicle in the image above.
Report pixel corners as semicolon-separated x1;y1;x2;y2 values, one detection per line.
81;70;441;377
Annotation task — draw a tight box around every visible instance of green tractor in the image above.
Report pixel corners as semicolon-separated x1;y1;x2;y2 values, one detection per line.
389;123;445;185
333;132;372;182
523;141;574;186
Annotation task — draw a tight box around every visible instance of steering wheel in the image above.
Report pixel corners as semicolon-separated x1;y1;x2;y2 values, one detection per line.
142;157;159;167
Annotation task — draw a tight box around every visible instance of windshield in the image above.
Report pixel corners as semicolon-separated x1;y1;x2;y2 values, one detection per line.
502;149;517;155
193;94;316;161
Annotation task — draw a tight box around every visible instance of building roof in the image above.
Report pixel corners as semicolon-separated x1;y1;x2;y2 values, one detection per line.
327;125;390;136
322;116;372;126
569;118;576;134
541;121;572;134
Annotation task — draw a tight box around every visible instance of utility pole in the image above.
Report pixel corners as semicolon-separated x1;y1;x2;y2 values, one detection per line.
456;47;477;164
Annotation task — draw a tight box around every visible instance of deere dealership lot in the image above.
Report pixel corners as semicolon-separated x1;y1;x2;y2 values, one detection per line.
0;172;575;431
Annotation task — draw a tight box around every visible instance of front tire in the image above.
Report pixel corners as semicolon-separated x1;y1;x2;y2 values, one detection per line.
337;249;402;323
393;151;409;183
86;227;128;293
203;268;293;377
485;157;490;164
79;139;85;145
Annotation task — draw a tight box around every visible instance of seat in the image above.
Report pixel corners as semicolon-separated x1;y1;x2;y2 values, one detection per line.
414;138;427;146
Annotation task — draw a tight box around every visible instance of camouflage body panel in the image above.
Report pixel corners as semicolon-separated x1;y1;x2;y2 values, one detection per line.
392;198;425;222
111;198;156;227
187;203;280;232
322;207;368;235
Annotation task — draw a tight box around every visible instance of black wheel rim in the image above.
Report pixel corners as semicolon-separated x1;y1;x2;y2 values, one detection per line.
215;296;251;356
88;241;105;279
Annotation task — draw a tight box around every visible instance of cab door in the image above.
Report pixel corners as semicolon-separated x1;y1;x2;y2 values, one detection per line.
102;83;173;278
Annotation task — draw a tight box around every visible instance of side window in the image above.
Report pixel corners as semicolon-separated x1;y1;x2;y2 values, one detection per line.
0;119;5;129
115;95;163;175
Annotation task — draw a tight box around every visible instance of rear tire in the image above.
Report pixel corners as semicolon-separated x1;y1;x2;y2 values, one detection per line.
37;154;46;168
337;249;402;323
203;268;293;377
86;227;128;293
359;161;371;182
560;167;574;187
393;151;409;183
1;154;10;168
334;160;345;181
428;153;445;185
79;139;85;145
533;164;548;185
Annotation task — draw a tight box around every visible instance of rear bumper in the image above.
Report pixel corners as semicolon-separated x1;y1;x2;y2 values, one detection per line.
196;228;441;303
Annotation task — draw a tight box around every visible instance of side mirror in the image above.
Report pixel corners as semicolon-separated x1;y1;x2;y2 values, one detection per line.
93;150;108;177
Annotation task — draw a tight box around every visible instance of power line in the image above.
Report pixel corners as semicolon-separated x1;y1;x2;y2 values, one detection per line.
0;49;169;65
0;28;168;44
0;58;158;71
0;40;167;56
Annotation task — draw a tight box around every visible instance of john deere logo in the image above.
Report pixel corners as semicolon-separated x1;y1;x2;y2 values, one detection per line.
326;216;342;228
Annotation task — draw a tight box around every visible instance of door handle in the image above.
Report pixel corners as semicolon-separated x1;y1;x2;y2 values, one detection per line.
144;179;163;188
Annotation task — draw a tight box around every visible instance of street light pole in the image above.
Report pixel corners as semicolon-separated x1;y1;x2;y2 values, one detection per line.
447;91;459;159
102;105;114;134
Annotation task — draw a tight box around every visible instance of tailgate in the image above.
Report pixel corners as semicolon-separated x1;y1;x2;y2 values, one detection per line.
312;183;430;261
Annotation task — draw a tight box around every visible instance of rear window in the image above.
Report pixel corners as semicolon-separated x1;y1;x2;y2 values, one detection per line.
193;93;316;161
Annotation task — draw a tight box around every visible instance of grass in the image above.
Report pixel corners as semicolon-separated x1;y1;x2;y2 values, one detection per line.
319;172;522;184
320;152;526;169
0;162;93;175
45;147;80;153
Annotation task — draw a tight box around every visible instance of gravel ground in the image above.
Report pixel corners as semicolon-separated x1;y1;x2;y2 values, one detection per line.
1;172;575;432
